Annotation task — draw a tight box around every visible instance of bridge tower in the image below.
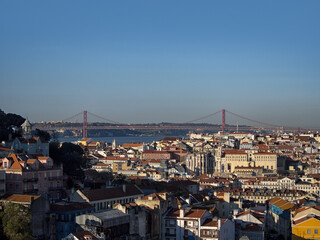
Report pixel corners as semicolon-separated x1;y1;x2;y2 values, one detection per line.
222;109;225;134
83;110;88;139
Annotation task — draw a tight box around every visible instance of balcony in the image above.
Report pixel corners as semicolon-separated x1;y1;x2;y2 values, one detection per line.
165;223;176;228
49;186;63;191
23;188;38;194
48;176;62;181
23;178;38;183
165;232;176;237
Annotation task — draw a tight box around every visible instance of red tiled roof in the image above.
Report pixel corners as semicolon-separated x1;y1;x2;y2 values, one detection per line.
224;150;247;155
143;150;170;154
242;223;262;232
122;143;143;148
167;208;207;219
141;193;164;201
94;163;108;166
9;160;23;170
3;194;40;203
202;218;218;227
72;231;98;240
0;146;12;152
269;197;295;210
254;152;277;155
294;215;320;225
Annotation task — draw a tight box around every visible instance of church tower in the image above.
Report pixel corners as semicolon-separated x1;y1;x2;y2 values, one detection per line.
112;139;117;150
21;119;32;139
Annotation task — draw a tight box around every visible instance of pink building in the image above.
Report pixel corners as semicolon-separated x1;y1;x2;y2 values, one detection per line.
143;150;172;160
1;153;63;199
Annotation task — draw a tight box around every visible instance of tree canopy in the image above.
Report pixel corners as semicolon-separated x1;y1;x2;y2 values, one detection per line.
34;128;51;142
49;142;87;179
0;109;25;142
0;203;34;240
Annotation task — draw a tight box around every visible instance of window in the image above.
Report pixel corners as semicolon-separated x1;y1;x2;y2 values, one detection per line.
307;229;311;234
315;229;318;234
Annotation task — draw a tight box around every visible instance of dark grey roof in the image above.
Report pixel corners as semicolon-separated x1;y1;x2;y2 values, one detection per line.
81;185;143;202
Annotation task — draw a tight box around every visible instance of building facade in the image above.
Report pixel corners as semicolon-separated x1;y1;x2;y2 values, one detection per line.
2;154;63;199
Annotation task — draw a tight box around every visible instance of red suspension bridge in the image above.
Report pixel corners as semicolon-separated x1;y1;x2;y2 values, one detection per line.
33;109;317;139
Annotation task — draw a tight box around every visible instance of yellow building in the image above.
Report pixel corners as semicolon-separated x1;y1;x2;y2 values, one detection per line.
112;161;129;172
292;217;320;240
224;150;248;172
314;136;320;143
253;152;277;172
77;138;92;146
292;206;320;239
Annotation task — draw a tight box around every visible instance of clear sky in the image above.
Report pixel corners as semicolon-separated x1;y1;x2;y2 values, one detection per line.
1;1;319;128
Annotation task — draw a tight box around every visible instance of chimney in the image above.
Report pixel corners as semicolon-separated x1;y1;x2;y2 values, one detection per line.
224;192;230;203
179;208;185;218
122;184;126;193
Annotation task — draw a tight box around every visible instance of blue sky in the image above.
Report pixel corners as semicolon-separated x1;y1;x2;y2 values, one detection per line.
1;1;319;128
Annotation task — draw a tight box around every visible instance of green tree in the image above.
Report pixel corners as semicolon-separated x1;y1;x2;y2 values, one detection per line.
1;203;34;240
0;109;25;141
49;142;87;179
34;128;51;142
112;174;129;185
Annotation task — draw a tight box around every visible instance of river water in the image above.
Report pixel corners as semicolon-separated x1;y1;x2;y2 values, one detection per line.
57;135;186;145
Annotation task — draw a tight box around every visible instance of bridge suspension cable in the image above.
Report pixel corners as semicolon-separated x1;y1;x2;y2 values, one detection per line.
225;110;282;128
62;112;83;122
183;110;222;124
87;111;125;125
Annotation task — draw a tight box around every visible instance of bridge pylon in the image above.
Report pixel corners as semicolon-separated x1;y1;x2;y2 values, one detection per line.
83;110;87;139
222;109;225;133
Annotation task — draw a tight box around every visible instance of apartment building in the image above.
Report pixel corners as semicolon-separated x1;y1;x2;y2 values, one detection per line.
215;149;278;174
265;198;296;240
292;206;320;239
163;208;212;240
2;153;63;199
70;185;144;212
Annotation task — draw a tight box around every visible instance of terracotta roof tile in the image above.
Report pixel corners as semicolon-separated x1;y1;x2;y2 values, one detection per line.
72;231;98;240
224;150;247;155
202;218;218;227
167;208;207;219
3;194;40;203
269;197;295;210
9;160;24;170
122;143;143;148
294;215;320;225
